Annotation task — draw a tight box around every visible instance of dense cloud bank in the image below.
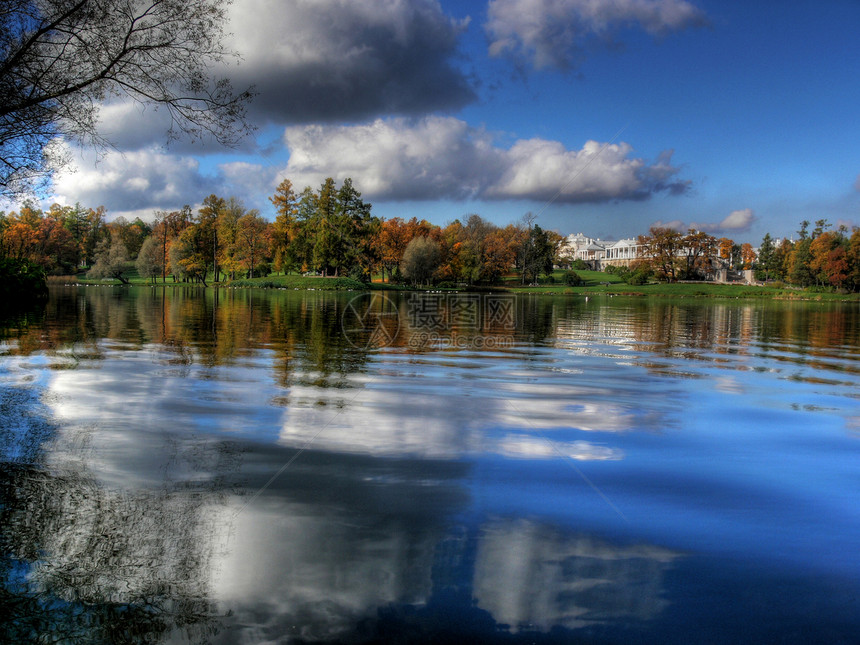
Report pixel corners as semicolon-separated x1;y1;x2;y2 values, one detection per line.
226;0;475;123
282;117;690;203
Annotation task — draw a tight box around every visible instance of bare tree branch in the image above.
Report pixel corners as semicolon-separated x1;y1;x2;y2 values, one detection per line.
0;0;255;196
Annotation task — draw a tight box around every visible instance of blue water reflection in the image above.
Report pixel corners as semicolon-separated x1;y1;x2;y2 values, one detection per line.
0;287;858;643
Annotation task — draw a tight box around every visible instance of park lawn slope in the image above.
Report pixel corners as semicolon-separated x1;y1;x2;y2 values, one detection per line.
228;275;366;290
72;266;859;301
75;267;365;291
501;270;860;301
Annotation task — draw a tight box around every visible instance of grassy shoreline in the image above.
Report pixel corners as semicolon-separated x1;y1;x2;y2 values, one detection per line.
54;271;860;302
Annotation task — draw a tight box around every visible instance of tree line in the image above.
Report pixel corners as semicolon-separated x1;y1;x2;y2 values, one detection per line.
3;183;860;292
633;226;757;282
754;220;860;290
0;178;564;288
634;221;860;291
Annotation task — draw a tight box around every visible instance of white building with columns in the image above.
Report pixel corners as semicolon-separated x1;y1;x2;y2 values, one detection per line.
561;233;645;269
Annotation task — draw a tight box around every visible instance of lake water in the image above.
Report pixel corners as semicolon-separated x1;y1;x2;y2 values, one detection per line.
1;286;858;644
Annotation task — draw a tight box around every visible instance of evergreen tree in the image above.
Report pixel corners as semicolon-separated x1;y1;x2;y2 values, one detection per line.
757;233;776;281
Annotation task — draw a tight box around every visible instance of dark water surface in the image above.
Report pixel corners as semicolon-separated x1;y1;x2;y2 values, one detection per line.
1;286;858;644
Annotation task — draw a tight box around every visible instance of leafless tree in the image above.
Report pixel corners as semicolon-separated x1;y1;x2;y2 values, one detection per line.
0;0;254;195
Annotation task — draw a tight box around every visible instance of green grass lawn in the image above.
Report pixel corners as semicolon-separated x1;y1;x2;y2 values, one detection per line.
498;269;859;301
69;265;859;301
73;265;365;290
227;274;366;290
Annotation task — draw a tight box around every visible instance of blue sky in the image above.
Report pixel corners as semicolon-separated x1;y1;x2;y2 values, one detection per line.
41;0;860;242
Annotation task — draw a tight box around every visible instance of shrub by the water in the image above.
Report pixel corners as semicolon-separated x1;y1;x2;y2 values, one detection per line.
0;258;48;301
564;270;583;286
625;270;650;285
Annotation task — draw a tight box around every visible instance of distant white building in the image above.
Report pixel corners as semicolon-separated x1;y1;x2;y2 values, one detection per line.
561;230;741;281
561;233;610;268
561;233;644;269
602;239;644;267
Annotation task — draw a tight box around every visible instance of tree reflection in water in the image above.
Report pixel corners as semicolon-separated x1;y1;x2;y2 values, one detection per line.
0;466;227;643
0;370;237;643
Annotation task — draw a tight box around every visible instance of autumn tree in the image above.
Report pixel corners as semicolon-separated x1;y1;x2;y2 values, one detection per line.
1;207;40;261
847;228;860;291
270;178;300;274
196;194;226;281
214;197;247;279
377;217;440;283
639;226;683;281
152;206;192;283
135;235;162;283
234;211;271;278
717;237;734;264
773;238;793;281
37;207;78;273
83;206;108;267
809;230;849;288
741;243;756;271
505;222;529;273
378;218;410;282
108;216;151;259
401;236;441;286
681;229;717;279
482;228;516;283
437;220;465;283
168;225;208;284
0;0;253;196
0;203;77;273
88;232;130;283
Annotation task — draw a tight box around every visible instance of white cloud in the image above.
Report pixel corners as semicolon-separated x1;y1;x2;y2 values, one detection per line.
219;162;281;204
719;208;755;231
488;138;690;202
50;145;218;219
283;117;502;200
94;100;261;155
486;0;708;70
45;140;285;220
281;117;689;203
688;208;756;235
94;102;173;151
649;219;686;231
